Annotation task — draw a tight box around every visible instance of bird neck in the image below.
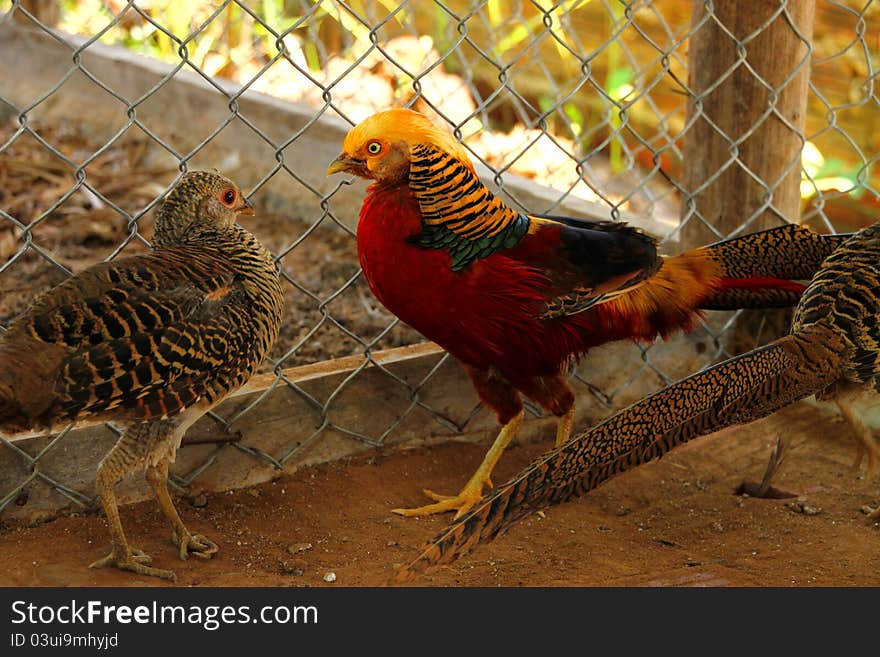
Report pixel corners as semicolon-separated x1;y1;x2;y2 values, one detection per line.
404;143;530;271
407;143;523;238
224;224;281;282
161;223;280;297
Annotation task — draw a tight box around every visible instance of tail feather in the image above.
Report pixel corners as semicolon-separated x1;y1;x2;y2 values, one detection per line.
696;224;850;310
396;326;841;581
0;393;25;431
0;336;66;433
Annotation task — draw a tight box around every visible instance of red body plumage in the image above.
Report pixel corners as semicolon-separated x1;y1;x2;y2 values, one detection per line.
358;182;685;385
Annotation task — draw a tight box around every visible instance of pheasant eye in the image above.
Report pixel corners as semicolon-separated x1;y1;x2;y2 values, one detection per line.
222;189;236;206
367;141;382;155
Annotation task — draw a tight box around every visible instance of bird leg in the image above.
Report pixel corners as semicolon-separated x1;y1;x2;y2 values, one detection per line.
89;428;176;581
834;394;880;479
831;392;880;523
145;458;218;561
517;371;575;449
393;409;525;519
555;405;575;448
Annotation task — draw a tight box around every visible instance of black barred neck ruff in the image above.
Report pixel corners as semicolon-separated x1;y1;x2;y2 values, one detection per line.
161;223;281;306
224;224;283;304
407;143;522;240
157;223;275;272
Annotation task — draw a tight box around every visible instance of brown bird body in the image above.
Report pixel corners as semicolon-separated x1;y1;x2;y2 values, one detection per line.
0;171;283;580
398;222;880;579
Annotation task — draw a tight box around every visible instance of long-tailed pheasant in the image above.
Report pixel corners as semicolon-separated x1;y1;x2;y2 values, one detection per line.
0;171;284;581
328;107;848;519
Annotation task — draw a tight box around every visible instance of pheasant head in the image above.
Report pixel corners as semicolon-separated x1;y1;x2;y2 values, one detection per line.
327;108;473;184
153;171;254;246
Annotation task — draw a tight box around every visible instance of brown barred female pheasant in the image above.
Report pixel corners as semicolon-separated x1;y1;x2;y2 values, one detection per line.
0;171;284;581
398;222;880;580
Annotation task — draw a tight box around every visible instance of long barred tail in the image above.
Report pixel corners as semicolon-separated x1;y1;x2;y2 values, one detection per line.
395;327;841;582
696;224;850;310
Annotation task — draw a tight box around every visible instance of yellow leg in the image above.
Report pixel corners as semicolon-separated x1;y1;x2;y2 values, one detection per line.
393;409;525;519
555;406;575;448
145;459;218;561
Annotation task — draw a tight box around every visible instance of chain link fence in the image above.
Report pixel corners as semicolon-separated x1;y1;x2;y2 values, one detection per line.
0;0;877;519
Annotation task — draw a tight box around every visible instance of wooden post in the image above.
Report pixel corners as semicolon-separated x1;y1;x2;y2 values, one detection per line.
681;1;815;248
12;0;60;27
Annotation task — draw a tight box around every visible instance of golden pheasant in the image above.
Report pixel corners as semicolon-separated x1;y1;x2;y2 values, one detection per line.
0;171;284;581
328;107;848;518
398;222;880;579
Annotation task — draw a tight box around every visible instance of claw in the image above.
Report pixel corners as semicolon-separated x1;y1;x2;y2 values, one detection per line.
172;531;219;561
392;487;483;519
89;548;177;581
393;409;524;519
421;489;455;502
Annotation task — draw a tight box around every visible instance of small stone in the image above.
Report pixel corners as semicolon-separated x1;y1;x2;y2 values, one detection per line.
386;540;399;547
191;494;208;508
280;560;304;576
323;572;337;583
597;525;611;532
786;500;822;516
287;542;313;554
860;505;877;516
247;489;261;498
615;506;631;517
711;522;724;533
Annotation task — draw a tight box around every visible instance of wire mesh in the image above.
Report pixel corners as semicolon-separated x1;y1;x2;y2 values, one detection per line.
0;0;877;516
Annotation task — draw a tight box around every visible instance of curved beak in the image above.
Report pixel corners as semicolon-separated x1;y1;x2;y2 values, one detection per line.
236;196;255;216
326;153;362;176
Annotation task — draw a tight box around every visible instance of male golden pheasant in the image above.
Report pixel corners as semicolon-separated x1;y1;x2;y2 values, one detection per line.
0;171;284;581
328;107;846;518
398;222;880;579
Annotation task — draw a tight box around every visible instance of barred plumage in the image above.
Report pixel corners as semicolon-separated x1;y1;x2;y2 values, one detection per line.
398;224;880;580
409;144;522;239
0;171;283;581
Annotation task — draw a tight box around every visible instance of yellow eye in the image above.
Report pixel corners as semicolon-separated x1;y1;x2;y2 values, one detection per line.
367;141;382;155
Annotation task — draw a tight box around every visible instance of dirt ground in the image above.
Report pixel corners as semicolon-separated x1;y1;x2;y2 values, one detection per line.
0;401;878;587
